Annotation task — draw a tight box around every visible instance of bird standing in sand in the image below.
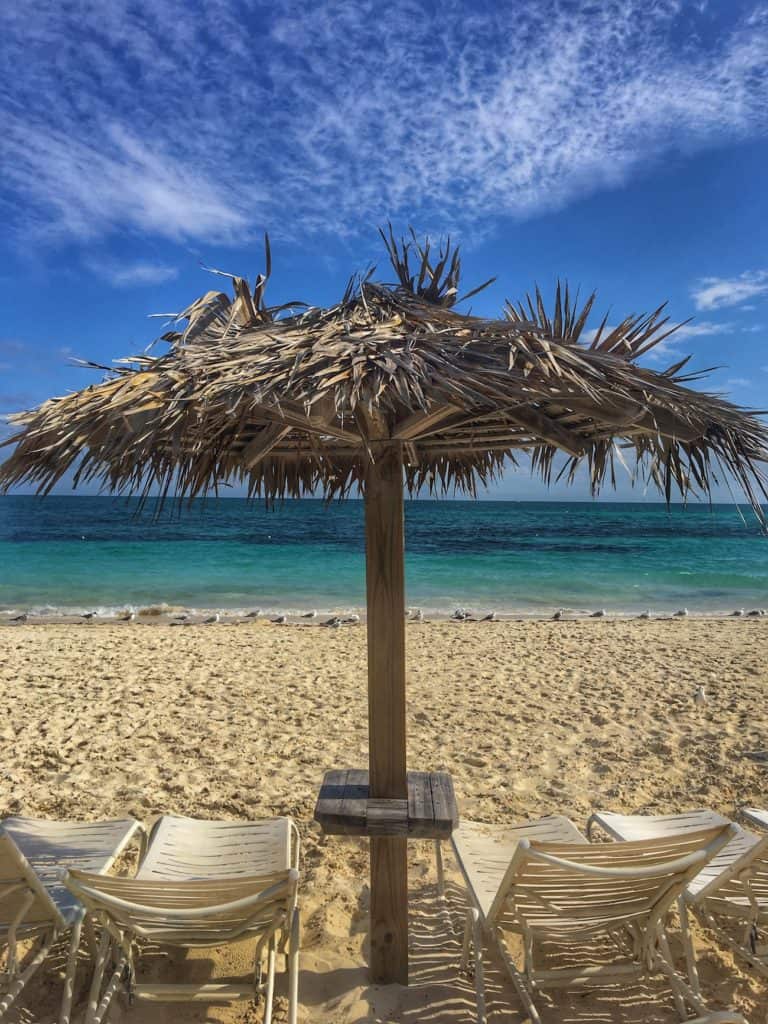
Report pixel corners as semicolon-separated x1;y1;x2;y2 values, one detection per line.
272;615;288;624
694;685;707;706
10;613;27;623
202;613;220;624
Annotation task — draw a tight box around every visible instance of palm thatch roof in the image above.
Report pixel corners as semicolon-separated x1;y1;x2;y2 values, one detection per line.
2;229;767;522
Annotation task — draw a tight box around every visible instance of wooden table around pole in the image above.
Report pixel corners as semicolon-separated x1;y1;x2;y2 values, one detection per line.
313;769;459;982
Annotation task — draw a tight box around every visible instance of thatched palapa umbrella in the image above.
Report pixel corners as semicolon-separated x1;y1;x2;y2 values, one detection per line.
2;229;767;986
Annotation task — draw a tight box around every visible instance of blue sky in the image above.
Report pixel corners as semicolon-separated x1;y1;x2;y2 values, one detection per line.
0;0;766;501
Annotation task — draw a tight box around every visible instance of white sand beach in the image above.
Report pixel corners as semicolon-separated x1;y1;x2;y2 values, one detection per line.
1;618;767;1022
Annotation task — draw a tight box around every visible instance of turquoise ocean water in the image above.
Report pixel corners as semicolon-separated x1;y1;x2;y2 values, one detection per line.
0;496;766;616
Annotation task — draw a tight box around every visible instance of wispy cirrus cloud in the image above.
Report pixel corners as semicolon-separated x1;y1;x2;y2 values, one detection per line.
0;1;767;246
691;270;768;310
84;256;179;288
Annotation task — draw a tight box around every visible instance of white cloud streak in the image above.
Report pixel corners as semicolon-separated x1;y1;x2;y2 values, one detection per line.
84;257;179;288
691;270;768;310
0;1;767;245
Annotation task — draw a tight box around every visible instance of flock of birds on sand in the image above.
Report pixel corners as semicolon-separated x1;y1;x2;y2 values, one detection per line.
5;608;760;710
5;606;767;627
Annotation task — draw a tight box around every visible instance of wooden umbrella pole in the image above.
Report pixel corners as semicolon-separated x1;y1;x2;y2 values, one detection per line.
364;440;408;985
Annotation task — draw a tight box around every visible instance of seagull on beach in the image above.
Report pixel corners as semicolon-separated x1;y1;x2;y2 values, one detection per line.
674;608;689;617
639;610;651;619
81;611;97;620
747;609;765;617
411;608;423;621
694;685;707;706
202;613;220;624
341;614;360;625
452;608;468;621
732;609;745;617
272;615;288;624
552;609;564;621
323;616;341;628
302;610;317;619
591;609;607;618
481;611;497;621
9;613;27;623
173;614;189;622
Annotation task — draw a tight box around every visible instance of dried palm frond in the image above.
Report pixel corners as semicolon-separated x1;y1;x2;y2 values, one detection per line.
1;230;766;523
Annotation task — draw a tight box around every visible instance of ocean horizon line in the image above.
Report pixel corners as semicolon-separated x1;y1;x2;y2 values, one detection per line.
2;493;766;509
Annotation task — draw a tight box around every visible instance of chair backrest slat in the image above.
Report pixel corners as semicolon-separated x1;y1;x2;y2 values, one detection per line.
489;825;733;934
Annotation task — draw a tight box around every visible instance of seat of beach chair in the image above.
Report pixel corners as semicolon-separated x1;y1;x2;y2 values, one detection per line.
451;814;587;918
741;807;768;831
0;816;142;1024
450;815;736;1024
3;816;142;926
62;814;301;1024
588;808;768;984
137;813;297;880
587;808;764;900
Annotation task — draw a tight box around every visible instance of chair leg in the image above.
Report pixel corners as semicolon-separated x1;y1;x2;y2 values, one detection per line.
89;954;126;1024
492;928;542;1024
85;931;111;1024
0;930;55;1020
470;908;487;1024
263;933;277;1024
678;897;701;996
287;907;300;1024
84;916;99;957
655;927;708;1021
460;909;473;972
698;907;768;979
435;841;446;900
59;916;83;1024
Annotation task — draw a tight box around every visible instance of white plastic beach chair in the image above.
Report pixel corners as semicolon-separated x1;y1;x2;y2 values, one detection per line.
449;814;737;1024
588;808;768;988
61;814;301;1024
0;816;142;1023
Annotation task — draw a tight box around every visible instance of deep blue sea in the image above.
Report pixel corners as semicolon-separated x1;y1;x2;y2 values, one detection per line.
0;496;766;616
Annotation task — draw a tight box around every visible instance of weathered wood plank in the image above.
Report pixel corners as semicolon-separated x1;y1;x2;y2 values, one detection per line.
429;772;459;838
341;768;369;831
367;799;409;836
406;769;433;834
313;769;353;832
314;769;459;839
370;836;408;985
